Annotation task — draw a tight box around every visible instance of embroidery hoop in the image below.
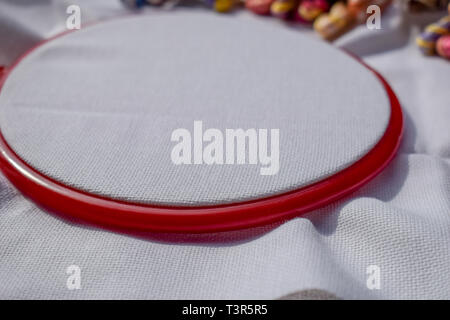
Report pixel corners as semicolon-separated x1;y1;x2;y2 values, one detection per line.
0;14;403;233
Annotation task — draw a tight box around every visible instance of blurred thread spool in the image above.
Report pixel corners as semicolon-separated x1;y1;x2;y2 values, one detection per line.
408;0;449;12
147;0;167;5
313;2;356;40
347;0;370;22
271;0;298;18
215;0;237;12
436;34;450;58
246;0;275;14
206;0;237;12
297;0;330;22
416;15;450;55
121;0;147;8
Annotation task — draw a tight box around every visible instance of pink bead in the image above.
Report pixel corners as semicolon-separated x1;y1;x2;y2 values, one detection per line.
246;0;274;15
436;34;450;59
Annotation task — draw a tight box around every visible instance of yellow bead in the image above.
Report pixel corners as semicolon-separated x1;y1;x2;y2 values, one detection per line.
270;0;296;18
214;0;234;12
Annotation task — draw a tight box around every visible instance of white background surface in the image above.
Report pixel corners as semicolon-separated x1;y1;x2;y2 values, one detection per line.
0;0;449;299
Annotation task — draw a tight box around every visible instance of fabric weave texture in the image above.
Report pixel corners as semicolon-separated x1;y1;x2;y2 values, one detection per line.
0;0;449;299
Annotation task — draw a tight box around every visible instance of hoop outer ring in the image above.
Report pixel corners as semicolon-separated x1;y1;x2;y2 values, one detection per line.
0;27;403;233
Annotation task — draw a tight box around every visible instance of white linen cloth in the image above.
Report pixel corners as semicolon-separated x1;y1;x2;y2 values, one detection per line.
0;0;449;299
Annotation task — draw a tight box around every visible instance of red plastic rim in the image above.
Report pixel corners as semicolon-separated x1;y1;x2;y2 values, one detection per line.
0;25;403;233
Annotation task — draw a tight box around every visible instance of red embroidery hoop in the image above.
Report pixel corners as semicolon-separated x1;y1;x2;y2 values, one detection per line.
0;22;403;234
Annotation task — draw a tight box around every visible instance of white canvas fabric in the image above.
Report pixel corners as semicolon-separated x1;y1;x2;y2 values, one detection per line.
0;0;449;299
0;12;390;206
